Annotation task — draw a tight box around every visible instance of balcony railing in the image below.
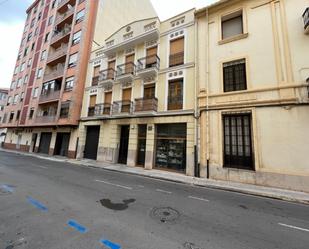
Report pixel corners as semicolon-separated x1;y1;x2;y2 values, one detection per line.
137;55;160;72
43;65;65;81
88;107;95;117
112;100;132;114
303;7;309;32
134;97;158;112
50;26;72;44
46;45;68;64
39;90;61;103
99;68;116;82
169;52;184;67
55;7;74;25
116;62;136;77
91;76;99;86
36;115;57;123
58;0;75;10
168;96;183;110
94;103;112;116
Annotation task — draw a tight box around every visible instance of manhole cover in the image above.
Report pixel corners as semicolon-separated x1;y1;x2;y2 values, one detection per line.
150;207;180;224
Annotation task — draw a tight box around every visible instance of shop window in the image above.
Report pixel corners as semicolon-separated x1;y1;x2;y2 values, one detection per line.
223;113;254;170
168;79;183;110
223;59;247;92
221;10;243;40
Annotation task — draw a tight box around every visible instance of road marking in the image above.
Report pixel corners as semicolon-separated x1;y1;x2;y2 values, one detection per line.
67;220;88;234
27;197;48;212
278;223;309;232
156;189;172;194
100;239;121;249
1;185;14;193
36;165;48;169
188;196;209;202
94;179;132;190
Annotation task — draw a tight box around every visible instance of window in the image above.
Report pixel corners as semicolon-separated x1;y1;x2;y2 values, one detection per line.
60;102;70;118
221;10;243;40
30;18;35;28
20;63;25;72
31;42;35;51
17;78;22;88
33;87;39;98
72;30;82;45
76;9;85;23
24;75;28;84
13;95;19;104
38;12;42;20
223;113;254;170
52;0;56;8
65;77;74;90
20;92;24;101
28;58;32;67
144;83;155;99
36;68;43;78
168;79;183;110
9;112;14;122
88;95;96;116
14;67;19;75
169;37;184;67
223;59;247;92
41;50;46;60
16;110;21;120
48;16;53;26
24;47;29;57
7;96;12;105
10;82;16;90
68;53;78;68
27;32;32;42
35;27;39;36
44;32;50;43
29;108;34;119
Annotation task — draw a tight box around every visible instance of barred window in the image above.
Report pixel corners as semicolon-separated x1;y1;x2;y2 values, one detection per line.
223;59;247;92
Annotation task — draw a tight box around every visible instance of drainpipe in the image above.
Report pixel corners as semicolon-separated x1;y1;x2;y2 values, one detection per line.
194;16;200;178
206;8;210;179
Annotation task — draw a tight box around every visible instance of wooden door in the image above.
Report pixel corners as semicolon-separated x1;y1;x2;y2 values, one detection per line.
125;54;135;74
146;46;157;67
107;60;116;79
144;84;155;99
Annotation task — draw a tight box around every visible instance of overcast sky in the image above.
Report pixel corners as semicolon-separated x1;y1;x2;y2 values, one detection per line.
0;0;217;88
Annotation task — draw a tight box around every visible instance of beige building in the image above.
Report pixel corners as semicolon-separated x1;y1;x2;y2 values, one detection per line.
0;88;9;145
196;0;309;192
77;9;199;175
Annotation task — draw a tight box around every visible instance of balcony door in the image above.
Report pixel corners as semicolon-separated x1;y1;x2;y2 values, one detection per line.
169;37;184;67
121;88;131;113
88;95;96;116
146;46;157;68
125;54;135;74
168;79;183;110
144;84;155;99
107;60;116;79
104;92;112;115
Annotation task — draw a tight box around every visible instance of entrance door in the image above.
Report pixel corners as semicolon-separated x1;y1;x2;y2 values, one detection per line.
223;114;254;170
137;125;147;166
38;132;52;154
54;132;70;157
16;134;22;150
118;125;130;164
84;126;100;160
31;133;38;152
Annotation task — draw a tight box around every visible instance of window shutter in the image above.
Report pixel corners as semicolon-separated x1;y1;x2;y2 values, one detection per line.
170;37;184;55
89;95;96;107
108;60;116;70
222;15;243;39
122;88;131;101
105;92;112;104
93;66;100;77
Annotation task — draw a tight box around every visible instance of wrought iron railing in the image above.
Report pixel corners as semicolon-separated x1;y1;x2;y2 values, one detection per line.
99;68;116;82
137;55;160;72
94;103;112;116
169;52;184;67
112;100;132;114
116;62;136;77
134;97;158;112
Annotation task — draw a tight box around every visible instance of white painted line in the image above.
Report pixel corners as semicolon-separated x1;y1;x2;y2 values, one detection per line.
94;179;133;190
156;189;172;194
188;196;209;202
278;223;309;232
34;165;48;169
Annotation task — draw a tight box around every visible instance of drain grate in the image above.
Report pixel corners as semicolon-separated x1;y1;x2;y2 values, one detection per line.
150;207;180;224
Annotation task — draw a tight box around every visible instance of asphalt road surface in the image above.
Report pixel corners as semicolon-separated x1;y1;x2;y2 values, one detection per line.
0;150;308;249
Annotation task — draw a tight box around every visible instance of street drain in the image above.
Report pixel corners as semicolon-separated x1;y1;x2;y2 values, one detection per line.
183;242;203;249
150;207;180;224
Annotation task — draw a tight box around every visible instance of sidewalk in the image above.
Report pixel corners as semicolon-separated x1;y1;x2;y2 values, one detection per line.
1;148;309;205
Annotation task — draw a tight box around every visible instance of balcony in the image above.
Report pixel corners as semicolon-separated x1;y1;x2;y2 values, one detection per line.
169;52;184;67
94;103;112;116
55;7;74;26
116;62;136;82
39;90;61;104
91;76;99;86
46;45;68;65
58;0;76;13
43;65;65;81
35;115;57;123
99;68;115;86
88;107;95;117
134;97;158;113
136;55;160;78
50;26;72;46
303;7;309;34
112;100;132;115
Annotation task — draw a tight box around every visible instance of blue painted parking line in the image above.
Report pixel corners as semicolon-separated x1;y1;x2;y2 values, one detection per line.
1;184;14;193
100;239;121;249
67;220;88;234
27;197;48;212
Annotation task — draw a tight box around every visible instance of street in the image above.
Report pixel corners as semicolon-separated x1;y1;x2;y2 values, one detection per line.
0;150;308;249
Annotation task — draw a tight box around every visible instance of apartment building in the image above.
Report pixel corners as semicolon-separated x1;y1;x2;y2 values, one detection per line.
196;0;309;192
77;9;198;175
1;0;100;156
0;88;8;144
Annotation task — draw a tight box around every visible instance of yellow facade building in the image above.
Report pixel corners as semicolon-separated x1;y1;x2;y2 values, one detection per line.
196;0;309;192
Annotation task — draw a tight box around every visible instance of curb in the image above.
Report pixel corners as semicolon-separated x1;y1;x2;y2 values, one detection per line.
1;148;308;205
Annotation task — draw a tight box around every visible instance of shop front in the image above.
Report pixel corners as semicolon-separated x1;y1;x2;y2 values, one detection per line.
155;123;187;172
